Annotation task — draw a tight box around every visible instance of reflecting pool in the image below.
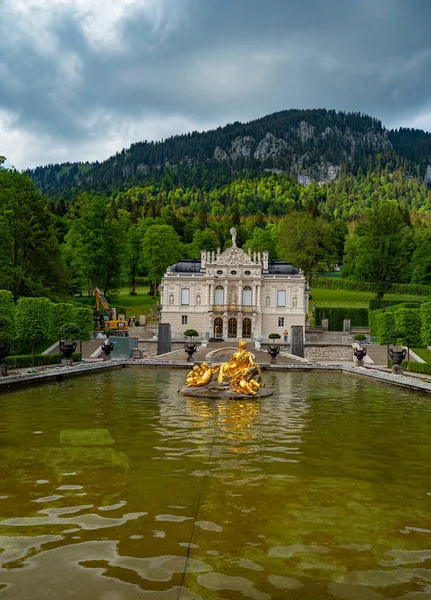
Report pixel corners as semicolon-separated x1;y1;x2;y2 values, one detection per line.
0;368;431;599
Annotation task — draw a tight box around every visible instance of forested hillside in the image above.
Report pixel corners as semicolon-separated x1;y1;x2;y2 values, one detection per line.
26;109;431;197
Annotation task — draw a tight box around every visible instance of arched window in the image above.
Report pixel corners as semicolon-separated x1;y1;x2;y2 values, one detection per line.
242;286;252;306
214;285;224;305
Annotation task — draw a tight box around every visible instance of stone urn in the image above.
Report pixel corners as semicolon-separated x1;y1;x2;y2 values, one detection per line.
101;341;114;358
353;346;367;366
0;342;11;377
389;348;407;374
60;340;77;360
267;345;280;363
184;343;197;362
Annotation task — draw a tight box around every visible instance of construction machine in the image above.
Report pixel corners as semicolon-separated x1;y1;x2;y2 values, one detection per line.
93;288;128;333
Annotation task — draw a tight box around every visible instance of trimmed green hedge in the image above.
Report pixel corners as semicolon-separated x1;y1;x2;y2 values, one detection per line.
315;307;369;331
313;277;431;296
369;299;424;311
402;361;431;375
6;352;82;369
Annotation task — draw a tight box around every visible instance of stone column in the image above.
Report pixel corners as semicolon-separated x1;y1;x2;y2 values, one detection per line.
157;323;172;355
290;326;304;358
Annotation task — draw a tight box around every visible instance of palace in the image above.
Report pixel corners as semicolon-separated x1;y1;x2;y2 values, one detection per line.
160;229;309;339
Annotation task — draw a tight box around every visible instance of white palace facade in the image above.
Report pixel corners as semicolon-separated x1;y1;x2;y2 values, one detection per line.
160;231;309;339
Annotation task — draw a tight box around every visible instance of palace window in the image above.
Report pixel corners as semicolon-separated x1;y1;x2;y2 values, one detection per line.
242;286;252;306
278;317;284;327
182;315;188;325
277;290;286;307
181;288;189;305
244;270;251;275
214;285;224;305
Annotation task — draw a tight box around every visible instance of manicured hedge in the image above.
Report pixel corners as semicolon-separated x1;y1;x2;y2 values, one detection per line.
369;299;424;311
314;307;369;331
402;361;431;375
313;277;431;296
6;352;82;369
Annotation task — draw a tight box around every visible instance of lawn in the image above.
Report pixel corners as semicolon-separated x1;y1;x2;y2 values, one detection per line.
411;348;431;364
311;288;429;308
72;286;159;320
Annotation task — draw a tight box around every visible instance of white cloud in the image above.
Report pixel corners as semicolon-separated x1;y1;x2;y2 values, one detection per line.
0;109;218;170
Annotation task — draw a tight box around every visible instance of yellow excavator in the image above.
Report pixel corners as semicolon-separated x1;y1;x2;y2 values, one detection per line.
93;288;128;333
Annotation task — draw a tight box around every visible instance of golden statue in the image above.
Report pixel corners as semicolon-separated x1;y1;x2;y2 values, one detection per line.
216;340;261;395
182;340;270;398
185;362;220;387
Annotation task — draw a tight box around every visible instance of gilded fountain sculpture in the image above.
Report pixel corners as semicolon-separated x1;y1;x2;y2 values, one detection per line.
180;340;273;399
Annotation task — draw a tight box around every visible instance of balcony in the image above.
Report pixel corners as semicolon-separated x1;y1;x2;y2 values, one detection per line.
212;304;255;313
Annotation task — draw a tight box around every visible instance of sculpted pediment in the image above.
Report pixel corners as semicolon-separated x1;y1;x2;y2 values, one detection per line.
216;247;254;266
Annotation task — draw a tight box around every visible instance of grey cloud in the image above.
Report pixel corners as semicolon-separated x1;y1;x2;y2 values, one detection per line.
1;0;431;168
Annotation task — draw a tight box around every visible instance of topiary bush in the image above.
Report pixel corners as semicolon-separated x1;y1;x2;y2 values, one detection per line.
354;334;367;341
268;333;281;339
184;329;199;338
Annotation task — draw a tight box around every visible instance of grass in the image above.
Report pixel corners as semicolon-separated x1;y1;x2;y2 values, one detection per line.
411;348;431;364
72;286;159;319
311;288;429;309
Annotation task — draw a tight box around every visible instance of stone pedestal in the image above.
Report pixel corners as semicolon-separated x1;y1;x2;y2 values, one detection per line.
157;323;172;355
343;319;351;332
290;326;304;358
355;359;364;367
321;319;329;331
0;364;7;377
62;359;73;366
392;364;403;375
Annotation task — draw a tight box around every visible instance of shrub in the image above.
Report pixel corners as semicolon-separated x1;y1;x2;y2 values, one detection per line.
184;329;199;338
354;334;367;341
5;352;82;369
268;333;281;339
59;323;80;340
395;308;422;349
313;277;431;296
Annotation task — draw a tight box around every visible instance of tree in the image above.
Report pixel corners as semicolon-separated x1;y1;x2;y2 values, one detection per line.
141;225;182;297
49;303;75;340
15;297;52;356
63;194;128;297
277;212;334;284
0;290;15;344
0;169;68;300
342;201;410;298
395;308;422;359
410;228;431;284
190;228;219;258
72;305;94;354
243;225;278;258
420;303;431;346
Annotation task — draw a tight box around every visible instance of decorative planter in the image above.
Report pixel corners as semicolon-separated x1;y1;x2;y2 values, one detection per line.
0;342;11;377
101;342;114;356
60;341;77;360
389;349;407;365
267;345;280;361
184;343;197;362
0;342;11;364
353;346;367;365
389;348;407;374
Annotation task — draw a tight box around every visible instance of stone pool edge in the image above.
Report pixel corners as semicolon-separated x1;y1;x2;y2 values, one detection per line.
1;359;431;394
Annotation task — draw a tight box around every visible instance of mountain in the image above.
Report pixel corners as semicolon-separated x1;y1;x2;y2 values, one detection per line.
26;109;431;196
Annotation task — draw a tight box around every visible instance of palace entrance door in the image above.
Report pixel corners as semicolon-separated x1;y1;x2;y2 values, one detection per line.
242;318;251;338
214;317;223;338
228;318;237;338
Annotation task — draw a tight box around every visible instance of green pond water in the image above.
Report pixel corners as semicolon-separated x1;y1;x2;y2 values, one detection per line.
0;368;431;599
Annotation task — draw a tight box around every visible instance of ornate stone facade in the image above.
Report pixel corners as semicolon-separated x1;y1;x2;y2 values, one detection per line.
160;230;309;339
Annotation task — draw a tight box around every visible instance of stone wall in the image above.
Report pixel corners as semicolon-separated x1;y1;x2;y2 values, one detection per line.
138;340;186;358
304;344;353;362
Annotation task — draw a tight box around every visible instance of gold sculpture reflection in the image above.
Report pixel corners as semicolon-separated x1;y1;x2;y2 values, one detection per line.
185;340;262;396
185;362;220;387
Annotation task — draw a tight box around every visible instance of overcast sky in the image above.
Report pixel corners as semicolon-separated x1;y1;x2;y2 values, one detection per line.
1;0;431;170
